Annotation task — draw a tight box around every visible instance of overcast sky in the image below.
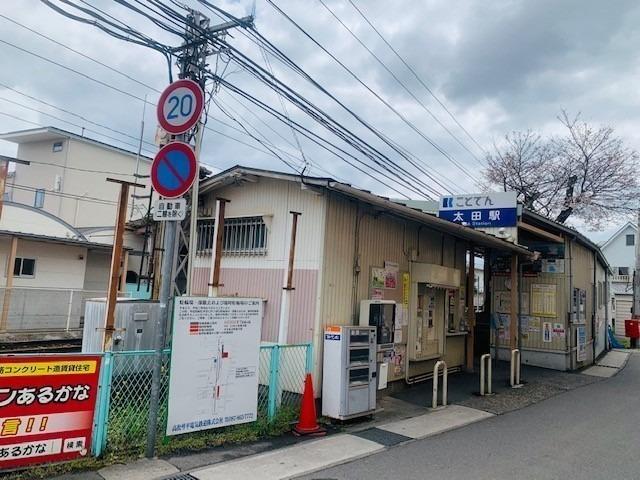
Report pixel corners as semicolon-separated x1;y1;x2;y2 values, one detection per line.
1;0;639;242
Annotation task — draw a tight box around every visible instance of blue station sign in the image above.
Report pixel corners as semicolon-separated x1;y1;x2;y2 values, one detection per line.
438;191;518;228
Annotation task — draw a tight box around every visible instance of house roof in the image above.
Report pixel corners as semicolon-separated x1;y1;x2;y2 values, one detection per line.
199;165;533;256
0;126;153;163
0;230;114;250
600;221;637;250
521;209;610;270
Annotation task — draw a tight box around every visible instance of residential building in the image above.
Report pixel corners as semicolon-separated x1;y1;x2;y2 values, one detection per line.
0;202;114;342
601;221;637;337
0;126;156;294
191;166;531;395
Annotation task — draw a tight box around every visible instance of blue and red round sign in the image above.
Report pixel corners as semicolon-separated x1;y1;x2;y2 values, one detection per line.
156;79;204;135
151;142;197;198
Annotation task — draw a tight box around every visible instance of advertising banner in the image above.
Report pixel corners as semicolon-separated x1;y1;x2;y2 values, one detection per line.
166;297;263;436
0;355;101;470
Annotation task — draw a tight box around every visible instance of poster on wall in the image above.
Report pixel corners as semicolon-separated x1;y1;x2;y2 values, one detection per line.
520;292;530;315
371;288;384;300
542;322;553;342
520;315;530;338
497;313;511;341
541;259;565;273
552;323;566;338
371;267;385;289
384;261;399;289
493;291;512;313
402;273;410;305
528;317;541;333
577;326;587;362
166;297;263;436
531;284;557;317
0;355;101;470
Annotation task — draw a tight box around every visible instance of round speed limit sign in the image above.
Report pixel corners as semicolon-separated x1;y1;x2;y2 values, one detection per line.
156;79;205;135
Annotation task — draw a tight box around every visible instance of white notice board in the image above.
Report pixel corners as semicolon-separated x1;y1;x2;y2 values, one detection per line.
166;297;263;436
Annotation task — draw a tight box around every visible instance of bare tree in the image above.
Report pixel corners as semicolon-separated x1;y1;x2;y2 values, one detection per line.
484;112;639;228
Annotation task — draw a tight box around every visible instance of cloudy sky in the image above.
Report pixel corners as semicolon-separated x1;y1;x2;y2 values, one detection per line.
0;0;639;242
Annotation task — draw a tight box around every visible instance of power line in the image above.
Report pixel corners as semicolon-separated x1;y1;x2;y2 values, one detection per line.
346;0;488;157
38;1;439;197
263;0;478;185
317;0;484;166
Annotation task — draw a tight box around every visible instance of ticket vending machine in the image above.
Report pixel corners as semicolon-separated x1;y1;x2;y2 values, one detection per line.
359;300;396;351
322;326;377;420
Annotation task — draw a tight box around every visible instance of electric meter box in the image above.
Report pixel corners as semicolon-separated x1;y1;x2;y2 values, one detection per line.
359;300;396;351
322;325;377;420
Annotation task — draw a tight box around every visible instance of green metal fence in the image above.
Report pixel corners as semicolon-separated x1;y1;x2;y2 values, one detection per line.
93;343;311;457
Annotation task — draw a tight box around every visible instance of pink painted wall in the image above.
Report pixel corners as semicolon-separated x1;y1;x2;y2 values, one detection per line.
192;267;317;344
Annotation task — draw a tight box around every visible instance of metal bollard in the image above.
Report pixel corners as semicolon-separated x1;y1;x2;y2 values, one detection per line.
510;349;523;388
480;353;493;395
432;360;448;408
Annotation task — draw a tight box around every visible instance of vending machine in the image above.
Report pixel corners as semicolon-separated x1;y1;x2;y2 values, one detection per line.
359;300;396;350
322;326;377;420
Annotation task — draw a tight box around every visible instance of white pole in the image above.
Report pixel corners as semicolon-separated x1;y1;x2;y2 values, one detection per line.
186;123;204;295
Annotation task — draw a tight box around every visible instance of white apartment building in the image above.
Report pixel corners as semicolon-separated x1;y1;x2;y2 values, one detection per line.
601;221;637;337
0;126;155;287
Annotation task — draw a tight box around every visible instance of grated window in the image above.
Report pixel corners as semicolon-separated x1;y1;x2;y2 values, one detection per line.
197;216;267;256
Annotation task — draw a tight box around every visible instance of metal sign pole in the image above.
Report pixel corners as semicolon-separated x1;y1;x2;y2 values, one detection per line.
146;217;177;458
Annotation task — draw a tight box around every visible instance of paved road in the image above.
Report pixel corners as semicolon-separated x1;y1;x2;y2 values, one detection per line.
299;353;638;480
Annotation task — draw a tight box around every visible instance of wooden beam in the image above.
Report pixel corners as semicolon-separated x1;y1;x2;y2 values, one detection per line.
510;254;519;349
466;244;476;371
208;198;230;296
0;236;18;331
104;179;143;350
518;221;564;244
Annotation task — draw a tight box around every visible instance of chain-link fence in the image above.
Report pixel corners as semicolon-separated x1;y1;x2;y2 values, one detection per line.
96;343;311;457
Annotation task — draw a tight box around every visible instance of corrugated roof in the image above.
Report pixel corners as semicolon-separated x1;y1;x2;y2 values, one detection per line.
200;165;532;256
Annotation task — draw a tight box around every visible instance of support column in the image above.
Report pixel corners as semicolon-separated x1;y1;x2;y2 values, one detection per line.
208;198;229;297
278;211;301;345
510;254;519;349
0;236;18;332
466;245;476;371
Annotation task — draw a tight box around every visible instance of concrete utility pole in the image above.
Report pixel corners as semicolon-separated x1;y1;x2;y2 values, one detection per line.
146;10;253;458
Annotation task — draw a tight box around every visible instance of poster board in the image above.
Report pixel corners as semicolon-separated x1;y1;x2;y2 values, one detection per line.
531;284;557;317
0;355;101;470
166;297;263;436
576;326;587;362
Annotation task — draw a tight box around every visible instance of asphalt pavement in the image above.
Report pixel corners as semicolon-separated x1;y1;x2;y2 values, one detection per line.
298;352;640;480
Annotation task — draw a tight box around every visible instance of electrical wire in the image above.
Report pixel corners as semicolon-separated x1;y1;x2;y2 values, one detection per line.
317;0;484;166
346;0;488;157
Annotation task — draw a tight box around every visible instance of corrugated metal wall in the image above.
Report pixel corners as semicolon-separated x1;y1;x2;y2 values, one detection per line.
571;241;594;365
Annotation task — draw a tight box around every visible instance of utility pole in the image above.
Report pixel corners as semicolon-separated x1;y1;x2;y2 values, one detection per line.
173;11;254;295
145;9;253;458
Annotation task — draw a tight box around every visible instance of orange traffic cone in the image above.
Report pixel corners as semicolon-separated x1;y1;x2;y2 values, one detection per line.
293;373;326;436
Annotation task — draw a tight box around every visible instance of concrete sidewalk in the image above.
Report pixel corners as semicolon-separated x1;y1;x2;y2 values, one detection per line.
50;351;632;480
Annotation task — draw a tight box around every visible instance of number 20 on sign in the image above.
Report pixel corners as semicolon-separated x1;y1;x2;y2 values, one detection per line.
156;79;204;135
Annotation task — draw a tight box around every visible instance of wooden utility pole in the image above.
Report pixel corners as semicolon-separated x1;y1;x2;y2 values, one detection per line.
103;178;144;350
208;198;229;297
633;210;640;318
466;245;476;371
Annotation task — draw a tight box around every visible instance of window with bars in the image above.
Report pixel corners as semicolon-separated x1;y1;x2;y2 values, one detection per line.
196;216;268;255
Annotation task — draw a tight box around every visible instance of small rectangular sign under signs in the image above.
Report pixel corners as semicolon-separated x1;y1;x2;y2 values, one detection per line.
0;355;101;470
153;198;187;221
